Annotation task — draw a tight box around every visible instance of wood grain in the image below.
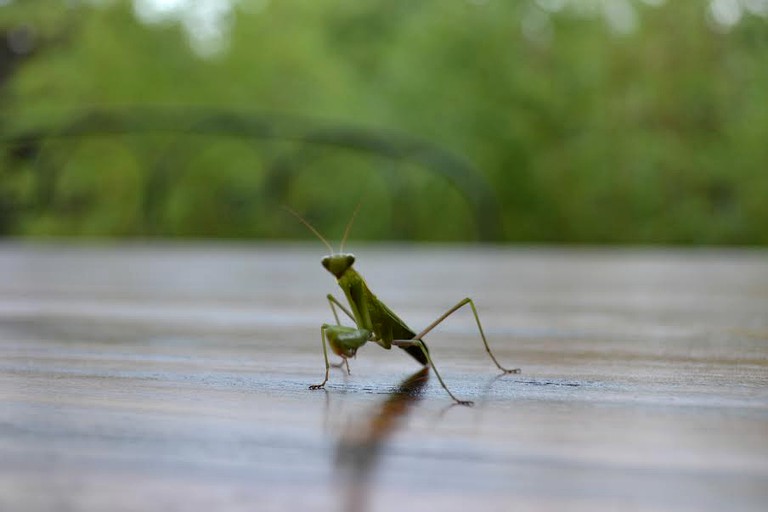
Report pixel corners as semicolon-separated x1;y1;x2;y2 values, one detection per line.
1;243;767;511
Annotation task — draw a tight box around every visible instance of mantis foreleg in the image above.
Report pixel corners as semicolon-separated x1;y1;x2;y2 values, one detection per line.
331;358;351;375
326;294;355;374
414;297;520;374
311;324;372;389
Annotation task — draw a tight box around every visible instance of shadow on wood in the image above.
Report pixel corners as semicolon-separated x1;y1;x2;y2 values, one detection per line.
335;368;430;512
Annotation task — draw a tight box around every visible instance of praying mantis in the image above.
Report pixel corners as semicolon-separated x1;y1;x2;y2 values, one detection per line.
288;207;520;406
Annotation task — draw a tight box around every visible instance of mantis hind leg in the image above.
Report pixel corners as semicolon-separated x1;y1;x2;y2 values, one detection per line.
392;339;473;406
414;297;520;374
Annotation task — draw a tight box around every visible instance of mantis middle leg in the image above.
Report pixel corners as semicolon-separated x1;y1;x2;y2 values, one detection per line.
327;293;355;325
310;325;332;390
414;297;520;374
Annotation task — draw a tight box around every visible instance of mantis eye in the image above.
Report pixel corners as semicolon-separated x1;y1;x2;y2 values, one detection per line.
321;257;331;270
346;255;355;267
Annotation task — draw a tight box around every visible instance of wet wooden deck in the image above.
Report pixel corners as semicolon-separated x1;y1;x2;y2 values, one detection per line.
1;243;767;511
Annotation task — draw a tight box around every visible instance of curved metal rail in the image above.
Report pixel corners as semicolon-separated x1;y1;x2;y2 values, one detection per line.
0;108;502;240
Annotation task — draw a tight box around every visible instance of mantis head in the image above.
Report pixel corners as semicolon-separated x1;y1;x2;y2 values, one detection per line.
285;203;362;279
321;254;356;279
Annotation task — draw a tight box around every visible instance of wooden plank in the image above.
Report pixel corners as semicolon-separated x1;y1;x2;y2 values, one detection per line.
1;243;767;512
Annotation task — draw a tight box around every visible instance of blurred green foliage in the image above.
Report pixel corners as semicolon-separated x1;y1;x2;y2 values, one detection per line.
1;0;767;243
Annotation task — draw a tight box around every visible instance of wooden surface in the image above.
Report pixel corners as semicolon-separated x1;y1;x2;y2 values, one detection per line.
1;243;767;512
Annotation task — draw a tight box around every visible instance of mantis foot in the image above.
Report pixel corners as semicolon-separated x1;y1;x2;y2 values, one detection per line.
456;400;474;406
502;368;521;374
309;383;326;390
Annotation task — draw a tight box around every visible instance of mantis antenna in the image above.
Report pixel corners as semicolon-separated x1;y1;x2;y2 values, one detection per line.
340;201;363;253
284;207;335;255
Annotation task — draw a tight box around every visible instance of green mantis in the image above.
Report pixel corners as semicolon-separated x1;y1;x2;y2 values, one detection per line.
288;208;520;406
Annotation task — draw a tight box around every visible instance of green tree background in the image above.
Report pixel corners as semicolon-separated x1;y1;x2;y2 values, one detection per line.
1;0;767;243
